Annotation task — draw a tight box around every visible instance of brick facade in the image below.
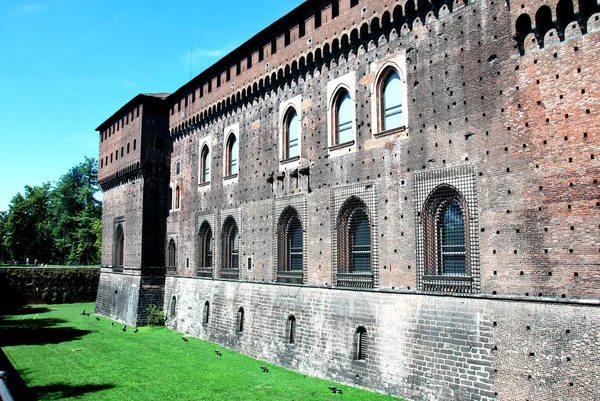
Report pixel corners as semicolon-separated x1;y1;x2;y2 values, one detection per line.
95;0;600;398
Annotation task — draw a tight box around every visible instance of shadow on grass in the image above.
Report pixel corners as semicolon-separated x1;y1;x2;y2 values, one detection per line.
0;306;54;316
30;383;115;400
0;317;92;347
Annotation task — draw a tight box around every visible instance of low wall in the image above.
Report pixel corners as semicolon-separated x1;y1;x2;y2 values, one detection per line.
0;267;99;308
165;276;599;401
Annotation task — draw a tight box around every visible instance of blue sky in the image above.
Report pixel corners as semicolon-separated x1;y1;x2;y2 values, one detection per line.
0;0;302;212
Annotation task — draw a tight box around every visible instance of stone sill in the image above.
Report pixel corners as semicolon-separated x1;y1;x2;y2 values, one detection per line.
280;155;300;165
373;125;407;138
223;174;238;181
198;181;210;188
328;140;355;151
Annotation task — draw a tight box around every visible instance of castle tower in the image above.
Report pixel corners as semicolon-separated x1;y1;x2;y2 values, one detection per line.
94;94;170;326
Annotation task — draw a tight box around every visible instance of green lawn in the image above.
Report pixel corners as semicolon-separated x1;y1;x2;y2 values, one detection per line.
1;303;401;401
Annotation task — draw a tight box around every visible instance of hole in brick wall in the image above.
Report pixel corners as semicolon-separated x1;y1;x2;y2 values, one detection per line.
526;326;530;330
504;147;508;152
520;271;524;275
545;249;548;253
493;271;497;275
539;186;543;190
565;114;569;119
586;109;590;114
574;272;578;277
493;249;496;254
578;67;581;73
543;140;547;145
567;356;571;361
493;290;497;294
565;136;569;141
546;118;550;123
570;182;574;186
516;228;520;233
537;100;542;105
508;190;512;194
582;89;585;94
562;294;566;298
569;249;573;253
514;250;518;254
493;321;497;326
568;204;572;210
591;154;595;159
566;329;570;333
506;167;510;172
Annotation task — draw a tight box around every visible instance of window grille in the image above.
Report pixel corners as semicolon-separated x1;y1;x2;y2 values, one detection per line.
335;91;353;144
288;315;296;344
201;145;211;184
196;221;213;278
167;239;177;273
114;224;124;268
354;327;367;360
236;307;244;332
331;183;378;289
220;216;239;279
273;196;307;284
203;301;210;324
414;166;480;293
382;70;403;130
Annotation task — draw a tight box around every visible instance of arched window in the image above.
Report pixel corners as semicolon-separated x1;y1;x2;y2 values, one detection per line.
284;108;299;159
200;145;211;184
170;296;177;318
167;239;177;269
175;185;181;209
354;326;367;360
336;197;373;288
220;217;239;279
380;70;403;131
225;133;238;177
203;301;210;325
197;221;213;277
114;224;124;267
333;90;353;145
236;307;244;333
276;207;304;284
287;315;296;344
421;184;473;292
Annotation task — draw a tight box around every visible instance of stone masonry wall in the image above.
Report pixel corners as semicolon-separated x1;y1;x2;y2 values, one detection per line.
166;276;599;401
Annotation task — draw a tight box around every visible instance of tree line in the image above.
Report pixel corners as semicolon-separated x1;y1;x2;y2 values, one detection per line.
0;157;102;266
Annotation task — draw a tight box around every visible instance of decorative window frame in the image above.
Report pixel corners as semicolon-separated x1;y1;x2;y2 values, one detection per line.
330;182;379;289
219;206;242;280
166;235;178;272
278;95;302;171
195;211;216;278
112;217;125;268
413;165;480;293
327;71;357;157
273;195;307;285
223;122;239;184
369;52;409;138
198;134;213;190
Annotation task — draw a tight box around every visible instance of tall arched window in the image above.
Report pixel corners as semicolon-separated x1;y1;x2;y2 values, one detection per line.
225;133;238;176
354;326;367;360
284;108;299;159
197;221;213;277
175;185;181;209
236;307;244;333
287;315;297;344
114;224;124;267
167;239;177;269
220;216;239;279
380;70;403;131
276;207;304;284
421;184;472;292
336;197;373;288
170;296;177;318
200;145;211;184
333;90;353;145
203;301;210;325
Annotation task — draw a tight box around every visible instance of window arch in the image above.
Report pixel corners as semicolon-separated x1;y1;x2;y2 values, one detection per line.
276;207;304;283
197;221;213;277
378;68;403;131
333;89;353;145
283;108;300;159
354;326;367;361
170;296;177;318
167;238;177;269
175;185;181;209
236;307;244;333
225;133;238;177
422;185;469;278
203;301;210;325
220;216;239;279
337;197;371;273
287;315;296;344
114;224;124;268
200;145;211;184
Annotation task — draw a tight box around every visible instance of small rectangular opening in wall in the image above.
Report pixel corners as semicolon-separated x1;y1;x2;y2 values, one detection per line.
247;257;252;271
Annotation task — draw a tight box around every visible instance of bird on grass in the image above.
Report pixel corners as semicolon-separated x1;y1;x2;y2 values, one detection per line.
80;309;86;315
122;325;127;332
111;322;114;327
95;317;100;321
133;328;139;333
214;350;222;356
182;337;189;343
328;386;343;394
260;366;269;373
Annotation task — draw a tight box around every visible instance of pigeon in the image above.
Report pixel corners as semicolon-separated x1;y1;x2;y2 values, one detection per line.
260;366;269;373
133;328;139;333
122;325;127;332
214;350;222;356
182;337;189;343
95;317;100;321
81;309;86;315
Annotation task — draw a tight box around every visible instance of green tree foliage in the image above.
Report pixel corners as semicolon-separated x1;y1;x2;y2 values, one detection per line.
2;157;102;265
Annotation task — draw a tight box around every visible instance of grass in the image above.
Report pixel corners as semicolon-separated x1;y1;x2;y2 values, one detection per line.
1;303;401;401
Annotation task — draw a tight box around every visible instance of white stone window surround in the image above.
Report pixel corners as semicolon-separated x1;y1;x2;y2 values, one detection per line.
327;71;357;158
278;94;303;171
369;51;409;138
223;122;240;185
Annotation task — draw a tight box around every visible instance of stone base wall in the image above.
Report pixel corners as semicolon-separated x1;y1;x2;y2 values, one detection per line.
165;276;599;401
